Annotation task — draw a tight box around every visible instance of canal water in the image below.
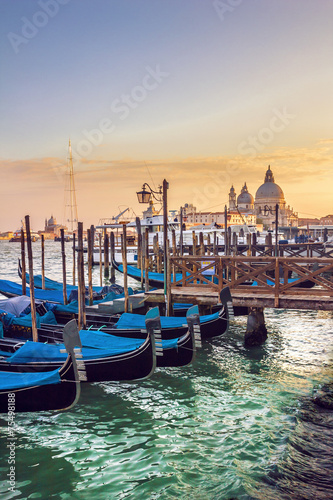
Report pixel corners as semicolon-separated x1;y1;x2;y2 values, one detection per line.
0;241;332;499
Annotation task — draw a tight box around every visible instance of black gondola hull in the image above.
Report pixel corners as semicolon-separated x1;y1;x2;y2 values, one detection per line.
0;333;156;383
0;354;79;413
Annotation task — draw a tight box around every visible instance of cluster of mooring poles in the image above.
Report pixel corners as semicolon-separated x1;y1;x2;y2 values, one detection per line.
19;217;131;335
19;209;333;348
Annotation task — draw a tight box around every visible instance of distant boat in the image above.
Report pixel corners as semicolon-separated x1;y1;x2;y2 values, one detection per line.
9;229;40;242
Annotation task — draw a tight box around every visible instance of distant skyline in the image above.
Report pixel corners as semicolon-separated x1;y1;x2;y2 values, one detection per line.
1;0;332;231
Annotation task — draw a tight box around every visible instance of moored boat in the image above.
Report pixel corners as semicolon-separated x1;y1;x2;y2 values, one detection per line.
0;319;83;413
0;309;158;382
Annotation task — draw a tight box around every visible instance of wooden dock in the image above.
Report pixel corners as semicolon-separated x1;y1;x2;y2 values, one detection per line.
145;255;333;312
145;287;333;311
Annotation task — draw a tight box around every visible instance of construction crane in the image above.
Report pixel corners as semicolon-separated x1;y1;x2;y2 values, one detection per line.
112;207;130;223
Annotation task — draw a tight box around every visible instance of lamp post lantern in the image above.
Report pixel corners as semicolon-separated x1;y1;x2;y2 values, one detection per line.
136;183;162;204
136;186;152;204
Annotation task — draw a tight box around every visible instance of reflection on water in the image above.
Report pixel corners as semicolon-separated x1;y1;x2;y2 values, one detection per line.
0;241;332;499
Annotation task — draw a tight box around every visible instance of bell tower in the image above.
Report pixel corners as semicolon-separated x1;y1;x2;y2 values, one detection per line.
229;185;237;210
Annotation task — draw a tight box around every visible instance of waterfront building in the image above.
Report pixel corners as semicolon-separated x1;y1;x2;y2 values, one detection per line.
254;166;298;228
228;166;298;230
40;215;67;239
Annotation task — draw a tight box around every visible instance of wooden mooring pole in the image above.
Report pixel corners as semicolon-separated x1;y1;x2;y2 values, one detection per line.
136;217;142;270
224;205;228;254
20;229;26;295
25;215;38;342
87;228;94;306
110;231;116;284
121;224;129;313
99;233;103;286
60;229;68;305
103;229;109;280
144;228;149;293
72;233;76;286
166;239;172;316
245;307;268;347
77;222;86;330
41;234;45;290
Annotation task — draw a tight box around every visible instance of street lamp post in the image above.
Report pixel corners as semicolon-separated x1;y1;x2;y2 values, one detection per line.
136;179;169;303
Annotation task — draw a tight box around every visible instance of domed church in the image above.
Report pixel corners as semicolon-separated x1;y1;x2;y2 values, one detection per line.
254;166;298;227
228;166;298;228
237;183;254;211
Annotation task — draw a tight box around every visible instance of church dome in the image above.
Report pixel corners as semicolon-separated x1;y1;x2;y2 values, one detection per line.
255;166;285;201
237;183;254;205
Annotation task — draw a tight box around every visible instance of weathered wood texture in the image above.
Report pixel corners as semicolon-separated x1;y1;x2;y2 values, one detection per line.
144;255;333;311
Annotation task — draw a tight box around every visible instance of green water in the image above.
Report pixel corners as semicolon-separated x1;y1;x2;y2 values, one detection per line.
0;242;332;499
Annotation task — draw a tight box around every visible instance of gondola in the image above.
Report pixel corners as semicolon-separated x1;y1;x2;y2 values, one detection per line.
55;286;232;339
3;304;200;368
0;319;84;413
37;321;197;368
0;311;157;382
18;260;129;298
1;286;232;342
0;296;190;342
112;260;184;289
0;277;136;306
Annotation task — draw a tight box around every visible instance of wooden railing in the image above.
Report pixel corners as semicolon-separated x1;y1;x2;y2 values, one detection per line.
176;242;333;259
169;256;333;300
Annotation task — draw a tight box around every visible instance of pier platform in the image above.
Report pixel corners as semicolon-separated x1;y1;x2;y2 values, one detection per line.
145;287;333;311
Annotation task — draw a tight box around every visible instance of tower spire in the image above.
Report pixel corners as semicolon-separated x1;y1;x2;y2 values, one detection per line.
264;165;274;183
63;139;78;233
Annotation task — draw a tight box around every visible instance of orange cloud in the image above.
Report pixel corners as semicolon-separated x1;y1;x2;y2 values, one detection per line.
0;141;332;231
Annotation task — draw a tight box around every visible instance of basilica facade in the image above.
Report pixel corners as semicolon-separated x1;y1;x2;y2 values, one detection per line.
228;166;298;229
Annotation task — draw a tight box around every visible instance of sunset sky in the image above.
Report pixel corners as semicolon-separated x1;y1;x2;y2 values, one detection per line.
0;0;332;232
